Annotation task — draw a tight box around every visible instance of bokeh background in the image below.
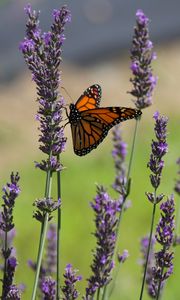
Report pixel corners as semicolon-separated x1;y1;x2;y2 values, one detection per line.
0;0;180;299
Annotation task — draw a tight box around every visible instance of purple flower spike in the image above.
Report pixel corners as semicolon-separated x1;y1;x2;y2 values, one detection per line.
174;158;180;195
85;186;120;299
129;9;157;109
46;224;57;275
118;249;129;264
41;276;56;300
148;195;175;298
61;264;82;300
112;125;127;198
147;112;168;194
33;198;61;222
0;172;20;232
20;5;71;171
2;257;18;299
6;285;21;300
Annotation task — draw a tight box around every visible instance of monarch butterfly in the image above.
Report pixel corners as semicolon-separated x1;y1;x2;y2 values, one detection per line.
68;84;142;156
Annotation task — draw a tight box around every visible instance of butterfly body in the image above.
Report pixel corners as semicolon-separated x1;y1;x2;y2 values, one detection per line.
68;84;142;156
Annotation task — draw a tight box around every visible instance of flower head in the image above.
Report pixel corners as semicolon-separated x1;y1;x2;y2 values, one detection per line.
112;125;127;197
41;276;56;300
85;186;120;298
147;112;168;192
61;264;82;300
149;196;175;298
174;158;180;195
46;224;57;275
33;198;61;222
20;5;71;170
0;173;20;233
129;9;157;109
6;285;21;300
2;257;18;298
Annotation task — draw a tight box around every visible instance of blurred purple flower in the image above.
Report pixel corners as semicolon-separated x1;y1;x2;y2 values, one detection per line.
112;125;127;198
6;284;21;300
61;264;82;300
46;224;57;275
85;186;120;298
140;236;156;297
129;9;157;109
41;277;56;300
20;4;71;171
174;158;180;195
2;257;18;299
117;249;129;264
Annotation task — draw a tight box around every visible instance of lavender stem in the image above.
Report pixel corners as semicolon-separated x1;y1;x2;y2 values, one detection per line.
32;212;49;300
32;167;53;300
156;261;165;300
56;154;61;299
127;119;139;181
139;197;157;300
105;119;140;300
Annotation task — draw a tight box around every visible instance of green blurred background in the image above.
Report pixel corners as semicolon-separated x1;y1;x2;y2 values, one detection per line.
0;0;180;299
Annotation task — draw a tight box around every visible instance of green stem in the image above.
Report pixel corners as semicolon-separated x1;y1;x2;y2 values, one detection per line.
103;119;139;299
139;198;157;300
56;154;61;300
31;213;49;300
127;118;139;180
156;264;164;300
31;168;53;300
96;287;101;300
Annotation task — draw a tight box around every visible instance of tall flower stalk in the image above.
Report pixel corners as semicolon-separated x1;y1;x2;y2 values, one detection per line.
139;112;168;300
85;186;120;300
0;173;21;299
20;4;71;299
114;8;157;240
140;196;175;299
174;158;180;238
107;9;157;298
128;7;157;194
128;8;157;192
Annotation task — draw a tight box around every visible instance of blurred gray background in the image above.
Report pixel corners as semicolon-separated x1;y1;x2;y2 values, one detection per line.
0;0;180;82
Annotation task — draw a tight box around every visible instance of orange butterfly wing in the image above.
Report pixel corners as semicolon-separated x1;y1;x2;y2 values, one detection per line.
70;106;141;156
75;84;101;111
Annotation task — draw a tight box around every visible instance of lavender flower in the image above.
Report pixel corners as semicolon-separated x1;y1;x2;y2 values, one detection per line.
117;249;129;264
33;198;61;222
0;173;20;233
147;112;168;198
148;196;175;298
20;5;71;171
2;257;19;299
112;125;127;198
6;285;21;300
61;264;82;300
46;224;57;275
174;158;180;195
130;9;157;109
85;186;120;299
41;277;56;300
0;174;20;299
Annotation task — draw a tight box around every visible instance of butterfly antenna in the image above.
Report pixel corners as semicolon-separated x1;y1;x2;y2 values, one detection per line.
61;86;74;104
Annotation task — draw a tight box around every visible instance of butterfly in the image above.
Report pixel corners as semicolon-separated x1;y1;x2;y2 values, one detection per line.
68;84;142;156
